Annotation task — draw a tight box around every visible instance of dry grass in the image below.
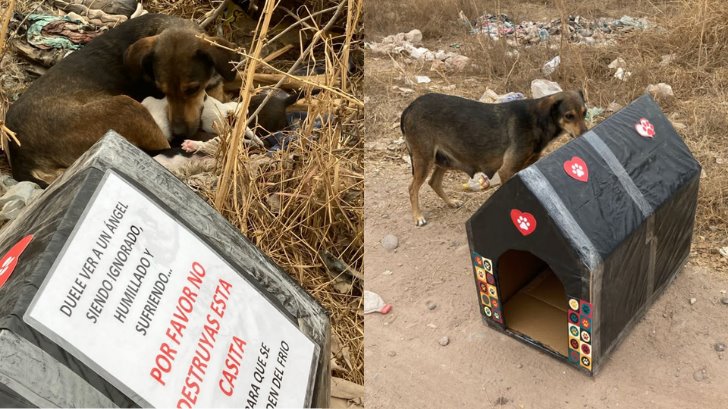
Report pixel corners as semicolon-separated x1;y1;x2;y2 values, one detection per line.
200;0;365;385
366;0;727;270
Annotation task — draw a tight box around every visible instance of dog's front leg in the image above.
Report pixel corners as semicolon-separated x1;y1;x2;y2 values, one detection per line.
496;147;534;183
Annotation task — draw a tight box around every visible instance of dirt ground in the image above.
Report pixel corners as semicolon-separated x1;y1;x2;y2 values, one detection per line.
363;35;728;409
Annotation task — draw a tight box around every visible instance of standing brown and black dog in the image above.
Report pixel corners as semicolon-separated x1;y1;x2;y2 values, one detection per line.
5;13;238;186
401;91;588;226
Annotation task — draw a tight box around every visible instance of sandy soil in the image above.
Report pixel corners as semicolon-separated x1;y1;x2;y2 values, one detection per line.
363;56;728;408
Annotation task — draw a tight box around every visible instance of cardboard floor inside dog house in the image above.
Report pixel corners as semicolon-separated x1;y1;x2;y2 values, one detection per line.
503;265;568;357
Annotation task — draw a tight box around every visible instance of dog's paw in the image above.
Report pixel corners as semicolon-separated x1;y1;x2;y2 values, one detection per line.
415;216;428;227
448;199;464;208
181;139;200;153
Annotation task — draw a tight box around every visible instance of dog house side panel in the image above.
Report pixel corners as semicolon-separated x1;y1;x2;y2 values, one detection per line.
596;225;652;359
652;175;700;293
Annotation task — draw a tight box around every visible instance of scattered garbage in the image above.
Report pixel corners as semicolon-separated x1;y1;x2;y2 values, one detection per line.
479;88;525;104
646;83;674;99
659;53;677;67
415;75;431;84
607;102;623;112
719;247;728;258
366;30;471;72
0;176;43;228
364;290;393;315
613;67;632;81
466;12;652;46
585;107;605;124
531;79;562;98
26;14;106;51
542;56;561;75
608;57;627;70
608;58;631;81
463;173;489;191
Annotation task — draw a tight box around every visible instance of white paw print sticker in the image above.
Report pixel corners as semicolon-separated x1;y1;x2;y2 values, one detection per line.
517;216;530;231
571;163;585;178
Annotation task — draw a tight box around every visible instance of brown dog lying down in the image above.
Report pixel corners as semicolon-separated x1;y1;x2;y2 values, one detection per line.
401;90;588;226
5;13;238;187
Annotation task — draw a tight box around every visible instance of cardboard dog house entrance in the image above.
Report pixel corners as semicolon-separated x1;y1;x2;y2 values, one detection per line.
499;250;568;357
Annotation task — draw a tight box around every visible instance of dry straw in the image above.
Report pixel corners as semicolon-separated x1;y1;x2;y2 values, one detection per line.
202;0;365;384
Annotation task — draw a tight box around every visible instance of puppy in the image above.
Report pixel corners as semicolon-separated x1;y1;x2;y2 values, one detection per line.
142;94;242;141
178;89;300;153
401;90;588;226
4;13;238;187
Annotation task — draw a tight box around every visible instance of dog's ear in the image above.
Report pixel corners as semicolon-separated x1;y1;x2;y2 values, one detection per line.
199;36;239;81
125;35;158;82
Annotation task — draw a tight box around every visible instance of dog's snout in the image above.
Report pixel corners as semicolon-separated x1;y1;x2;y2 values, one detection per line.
579;122;588;135
171;121;190;137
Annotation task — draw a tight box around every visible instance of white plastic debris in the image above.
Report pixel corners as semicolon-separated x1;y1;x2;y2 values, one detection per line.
531;79;563;98
614;67;632;81
608;57;627;70
479;88;500;103
415;75;431;84
646;83;674;99
0;177;43;226
364;290;392;314
542;56;561;75
404;29;423;45
463;173;490;191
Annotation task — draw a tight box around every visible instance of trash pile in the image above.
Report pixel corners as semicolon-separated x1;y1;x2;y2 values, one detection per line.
7;0;145;69
463;13;651;46
365;29;471;71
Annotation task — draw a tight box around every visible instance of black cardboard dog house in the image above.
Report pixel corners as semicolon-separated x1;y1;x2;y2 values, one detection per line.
0;132;330;407
466;95;701;375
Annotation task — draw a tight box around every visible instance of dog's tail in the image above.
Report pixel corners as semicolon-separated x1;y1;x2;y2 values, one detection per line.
400;105;415;175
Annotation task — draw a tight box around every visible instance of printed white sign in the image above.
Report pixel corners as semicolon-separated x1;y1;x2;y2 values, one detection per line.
25;171;318;408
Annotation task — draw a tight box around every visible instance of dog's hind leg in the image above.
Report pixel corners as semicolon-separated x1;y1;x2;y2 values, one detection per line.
78;95;171;152
409;153;432;227
429;165;463;209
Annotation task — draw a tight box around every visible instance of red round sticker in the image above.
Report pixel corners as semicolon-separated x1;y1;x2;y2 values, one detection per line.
0;235;33;290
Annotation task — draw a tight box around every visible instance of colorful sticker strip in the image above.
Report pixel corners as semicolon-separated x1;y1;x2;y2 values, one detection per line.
472;252;503;325
567;297;594;372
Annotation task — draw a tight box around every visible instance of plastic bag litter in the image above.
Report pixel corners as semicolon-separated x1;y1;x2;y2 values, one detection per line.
542;56;560;75
646;83;674;99
364;290;392;314
531;79;562;98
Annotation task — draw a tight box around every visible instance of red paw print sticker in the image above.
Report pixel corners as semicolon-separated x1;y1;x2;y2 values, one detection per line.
635;118;656;138
510;209;537;236
563;156;589;182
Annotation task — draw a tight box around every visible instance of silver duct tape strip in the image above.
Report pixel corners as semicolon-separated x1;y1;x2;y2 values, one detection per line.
520;166;603;280
520;166;604;365
0;330;117;408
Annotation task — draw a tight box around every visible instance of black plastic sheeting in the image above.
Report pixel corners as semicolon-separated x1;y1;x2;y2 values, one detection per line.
0;132;330;407
466;94;701;375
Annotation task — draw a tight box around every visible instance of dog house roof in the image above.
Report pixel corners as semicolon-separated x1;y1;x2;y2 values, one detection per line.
466;94;701;297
